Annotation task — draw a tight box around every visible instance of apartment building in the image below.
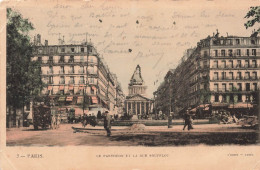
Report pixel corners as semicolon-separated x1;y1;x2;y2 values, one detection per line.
155;31;259;117
31;34;125;116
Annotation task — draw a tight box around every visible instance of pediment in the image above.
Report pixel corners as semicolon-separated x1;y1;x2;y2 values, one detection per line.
126;94;151;101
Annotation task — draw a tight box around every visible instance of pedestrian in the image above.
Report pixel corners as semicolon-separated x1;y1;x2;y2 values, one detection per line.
183;108;193;130
103;111;111;136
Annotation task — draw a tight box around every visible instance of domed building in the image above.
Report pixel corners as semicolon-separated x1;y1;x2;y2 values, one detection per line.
125;65;153;117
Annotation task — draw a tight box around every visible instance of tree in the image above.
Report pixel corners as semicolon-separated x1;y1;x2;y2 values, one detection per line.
7;8;44;127
244;6;260;32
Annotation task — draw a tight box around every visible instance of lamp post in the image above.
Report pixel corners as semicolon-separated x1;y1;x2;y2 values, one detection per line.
168;78;172;128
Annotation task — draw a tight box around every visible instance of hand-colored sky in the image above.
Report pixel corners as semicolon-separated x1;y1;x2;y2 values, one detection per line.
14;0;257;98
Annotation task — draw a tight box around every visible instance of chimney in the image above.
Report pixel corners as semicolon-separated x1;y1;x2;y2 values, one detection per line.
62;36;65;44
45;40;48;46
226;32;228;37
213;32;215;37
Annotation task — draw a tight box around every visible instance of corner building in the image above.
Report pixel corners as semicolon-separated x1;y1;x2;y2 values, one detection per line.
159;31;260;117
31;34;125;116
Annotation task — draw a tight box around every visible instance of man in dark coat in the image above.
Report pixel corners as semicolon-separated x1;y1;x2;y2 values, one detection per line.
104;111;111;136
183;108;193;130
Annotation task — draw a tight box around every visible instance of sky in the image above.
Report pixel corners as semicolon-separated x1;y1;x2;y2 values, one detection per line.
12;0;257;98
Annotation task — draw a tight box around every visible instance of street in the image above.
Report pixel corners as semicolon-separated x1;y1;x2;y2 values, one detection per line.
6;123;258;146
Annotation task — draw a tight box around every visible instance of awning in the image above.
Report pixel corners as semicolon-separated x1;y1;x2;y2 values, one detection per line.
212;103;229;107
228;103;253;109
59;85;64;90
69;85;74;90
77;96;83;104
91;96;98;104
58;96;66;101
66;96;73;101
48;86;53;90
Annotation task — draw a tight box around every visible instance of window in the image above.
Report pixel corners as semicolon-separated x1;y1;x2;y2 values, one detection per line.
237;60;241;68
80;56;84;62
252;49;256;56
49;56;53;63
81;48;84;52
229;83;233;91
59;56;65;63
253;83;257;91
229;60;233;68
215;95;219;102
238;94;242;102
237;83;242;91
222;60;226;68
222;83;226;92
71;48;75;53
236;49;241;56
214;72;219;80
213;60;218;68
60;76;65;84
38;57;42;62
245;60;249;68
60;90;64;95
214;50;218;57
222;95;227;102
230;94;234;102
228;49;233;56
70;76;74;84
48;66;53;74
90;78;94;84
236;39;240;45
60;66;64;74
229;72;233;80
251;40;256;45
245;72;250;79
221;50;226;56
221;72;226;80
204;51;208;57
203;61;207;68
246;83;250;91
69;66;74;73
237;72;242;80
49;76;53;84
70;89;74;95
214;84;219;91
80;76;84;84
61;48;65;53
252;60;257;68
252;72;257;79
79;66;84;73
247;49;250;56
91;87;95;94
69;56;74;63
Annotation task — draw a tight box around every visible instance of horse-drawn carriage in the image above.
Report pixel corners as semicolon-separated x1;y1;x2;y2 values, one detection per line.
32;104;51;130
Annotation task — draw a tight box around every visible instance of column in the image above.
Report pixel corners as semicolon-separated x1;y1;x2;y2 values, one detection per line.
144;102;146;114
139;102;142;115
135;102;137;115
126;101;128;114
